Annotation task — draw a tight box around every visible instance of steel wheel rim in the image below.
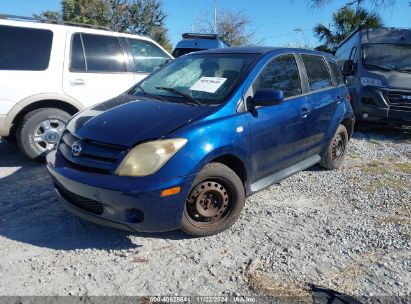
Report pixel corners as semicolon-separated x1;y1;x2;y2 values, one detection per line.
186;178;234;227
332;132;345;161
33;119;66;152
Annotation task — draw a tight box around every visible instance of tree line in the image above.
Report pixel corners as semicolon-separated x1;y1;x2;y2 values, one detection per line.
35;0;401;53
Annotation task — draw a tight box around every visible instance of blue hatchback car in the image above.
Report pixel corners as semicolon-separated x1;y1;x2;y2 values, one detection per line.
47;47;355;236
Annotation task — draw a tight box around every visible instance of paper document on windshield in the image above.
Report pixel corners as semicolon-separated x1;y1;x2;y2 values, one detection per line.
190;77;227;93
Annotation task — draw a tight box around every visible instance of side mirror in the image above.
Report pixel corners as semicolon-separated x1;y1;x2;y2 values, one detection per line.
252;89;284;107
342;60;355;76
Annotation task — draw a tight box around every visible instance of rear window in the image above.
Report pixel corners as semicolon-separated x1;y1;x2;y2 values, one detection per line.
172;48;206;58
0;25;53;71
301;54;332;91
70;33;127;73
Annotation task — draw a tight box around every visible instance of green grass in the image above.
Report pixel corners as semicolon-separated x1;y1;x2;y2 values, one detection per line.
362;160;391;175
365;176;408;193
404;231;411;239
368;138;381;145
392;162;411;174
381;216;409;226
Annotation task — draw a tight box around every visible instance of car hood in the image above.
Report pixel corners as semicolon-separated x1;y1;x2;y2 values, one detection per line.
66;94;213;147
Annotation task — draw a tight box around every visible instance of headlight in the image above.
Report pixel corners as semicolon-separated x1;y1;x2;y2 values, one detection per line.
115;138;187;177
360;77;384;87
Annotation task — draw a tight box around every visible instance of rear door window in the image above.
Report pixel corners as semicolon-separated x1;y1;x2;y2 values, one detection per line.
70;33;86;71
70;33;127;73
127;38;171;73
0;25;53;71
301;55;332;91
252;54;302;98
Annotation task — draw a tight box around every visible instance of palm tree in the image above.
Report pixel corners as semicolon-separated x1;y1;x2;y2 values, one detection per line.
313;6;383;53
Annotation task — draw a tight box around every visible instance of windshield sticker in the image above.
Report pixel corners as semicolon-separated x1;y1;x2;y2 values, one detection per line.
190;77;227;93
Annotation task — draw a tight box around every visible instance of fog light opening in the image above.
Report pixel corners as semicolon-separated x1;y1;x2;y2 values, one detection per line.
125;208;144;223
362;113;369;119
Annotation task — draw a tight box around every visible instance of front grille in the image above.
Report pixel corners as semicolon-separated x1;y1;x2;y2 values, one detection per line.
387;91;411;109
58;132;127;173
56;185;104;215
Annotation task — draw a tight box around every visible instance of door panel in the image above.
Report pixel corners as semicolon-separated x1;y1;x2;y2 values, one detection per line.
306;89;338;155
249;95;311;182
300;54;337;156
247;54;310;183
63;32;136;108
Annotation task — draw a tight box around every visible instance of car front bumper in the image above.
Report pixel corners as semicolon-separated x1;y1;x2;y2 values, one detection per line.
46;150;196;232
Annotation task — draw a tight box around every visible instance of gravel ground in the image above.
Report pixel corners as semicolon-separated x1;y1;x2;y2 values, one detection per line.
0;125;410;301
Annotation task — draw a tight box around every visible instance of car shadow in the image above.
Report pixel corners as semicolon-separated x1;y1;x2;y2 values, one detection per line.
0;139;186;251
352;123;411;142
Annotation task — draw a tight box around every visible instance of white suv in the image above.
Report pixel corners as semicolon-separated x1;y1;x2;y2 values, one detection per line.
0;15;172;159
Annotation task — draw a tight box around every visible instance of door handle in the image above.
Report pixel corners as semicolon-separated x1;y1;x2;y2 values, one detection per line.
336;96;342;104
70;79;86;86
301;107;310;118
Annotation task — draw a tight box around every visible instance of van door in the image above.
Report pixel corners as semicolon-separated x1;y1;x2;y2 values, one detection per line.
248;54;311;183
63;32;136;108
300;54;337;156
124;38;172;83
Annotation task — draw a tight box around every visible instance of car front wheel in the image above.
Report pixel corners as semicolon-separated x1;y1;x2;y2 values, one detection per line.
181;163;245;237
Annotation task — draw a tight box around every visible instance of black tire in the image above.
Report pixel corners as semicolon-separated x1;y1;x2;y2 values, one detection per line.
181;163;245;237
320;124;349;170
17;108;71;160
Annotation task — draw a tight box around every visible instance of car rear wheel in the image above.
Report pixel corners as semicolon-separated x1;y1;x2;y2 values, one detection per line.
181;163;245;237
17;108;71;160
319;124;349;170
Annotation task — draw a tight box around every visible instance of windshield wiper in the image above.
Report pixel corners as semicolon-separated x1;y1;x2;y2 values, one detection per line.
363;63;392;72
155;86;203;106
133;85;168;103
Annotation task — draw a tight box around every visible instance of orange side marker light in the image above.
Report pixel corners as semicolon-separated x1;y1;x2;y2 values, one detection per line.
161;187;181;197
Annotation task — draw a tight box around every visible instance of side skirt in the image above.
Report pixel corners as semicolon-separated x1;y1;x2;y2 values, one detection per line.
250;154;321;193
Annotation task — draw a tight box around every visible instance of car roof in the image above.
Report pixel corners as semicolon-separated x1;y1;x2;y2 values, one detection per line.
192;47;334;58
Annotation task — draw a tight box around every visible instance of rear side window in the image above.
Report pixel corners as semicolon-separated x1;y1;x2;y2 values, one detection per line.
328;59;344;85
70;34;86;71
70;33;127;72
0;25;53;71
301;55;332;91
127;38;170;73
253;54;302;98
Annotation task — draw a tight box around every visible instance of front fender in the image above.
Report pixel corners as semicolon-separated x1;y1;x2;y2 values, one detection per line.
155;112;252;181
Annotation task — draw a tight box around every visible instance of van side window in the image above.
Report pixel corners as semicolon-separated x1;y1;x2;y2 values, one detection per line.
127;39;170;73
301;55;332;91
70;33;127;73
252;54;302;98
0;25;53;71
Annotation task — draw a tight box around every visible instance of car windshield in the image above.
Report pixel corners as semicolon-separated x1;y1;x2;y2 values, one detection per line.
130;53;258;106
363;43;411;72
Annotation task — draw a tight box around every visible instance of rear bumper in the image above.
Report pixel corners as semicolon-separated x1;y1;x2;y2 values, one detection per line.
0;115;9;137
46;150;196;232
352;87;411;124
